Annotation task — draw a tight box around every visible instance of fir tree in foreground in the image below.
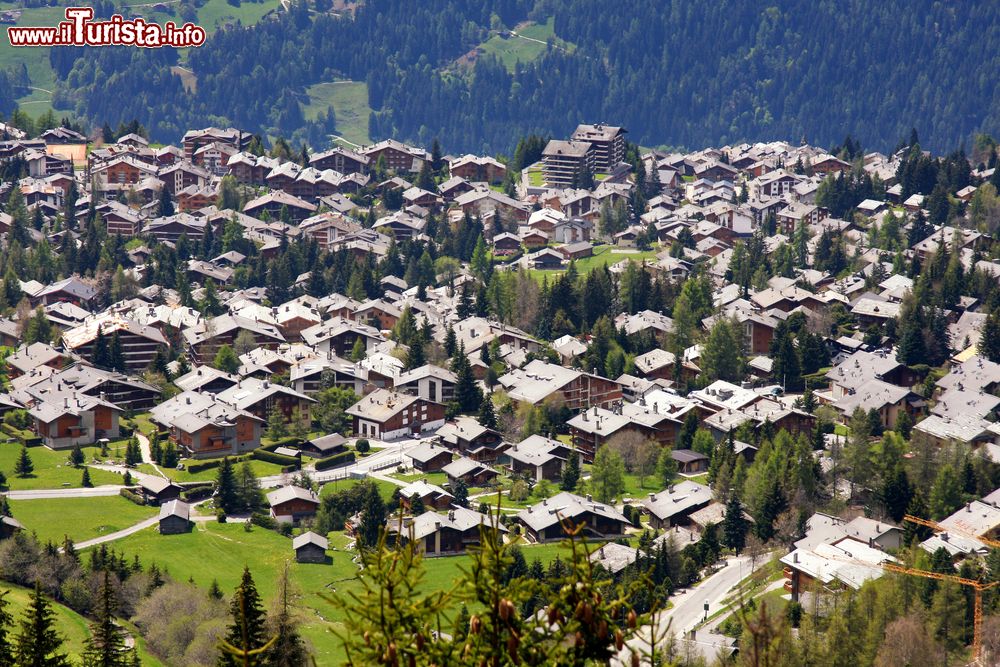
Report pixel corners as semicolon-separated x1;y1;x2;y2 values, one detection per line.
81;571;137;667
13;582;70;667
218;568;272;667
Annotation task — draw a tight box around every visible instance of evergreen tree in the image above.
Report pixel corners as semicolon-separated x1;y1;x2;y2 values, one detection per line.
157;187;174;217
591;445;625;504
68;445;84;467
81;571;134;667
478;393;497;430
266;406;288;441
980;307;1000;363
451;344;482;413
13;582;70;667
91;325;110;368
452;479;469;508
215;457;239;514
108;332;125;373
561;450;580;491
722;495;749;554
13;447;32;478
237;462;263;514
0;590;13;667
81;468;93;488
218;568;270;667
357;482;386;550
349;337;366;362
655;446;677;488
214;344;241;374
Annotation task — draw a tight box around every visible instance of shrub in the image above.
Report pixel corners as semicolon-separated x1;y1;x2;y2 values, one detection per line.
216;508;227;523
251;449;301;468
315;451;356;471
119;488;147;506
355;438;370;453
250;512;277;530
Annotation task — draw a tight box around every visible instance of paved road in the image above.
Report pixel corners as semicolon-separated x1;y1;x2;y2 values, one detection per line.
615;555;754;665
72;516;160;550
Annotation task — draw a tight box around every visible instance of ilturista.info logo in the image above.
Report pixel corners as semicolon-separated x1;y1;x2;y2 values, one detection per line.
8;7;205;47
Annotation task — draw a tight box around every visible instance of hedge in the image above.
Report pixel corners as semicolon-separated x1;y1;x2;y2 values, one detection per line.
185;454;251;475
314;451;356;471
179;481;215;502
119;488;147;506
251;449;301;468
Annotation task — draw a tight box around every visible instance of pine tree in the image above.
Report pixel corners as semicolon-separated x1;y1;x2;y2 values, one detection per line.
0;590;14;667
13;447;32;478
237;462;263;514
68;445;84;468
722;495;749;554
108;332;125;373
591;445;625;504
980;307;1000;363
81;571;133;667
561;450;580;491
452;479;469;508
478;393;497;430
215;457;239;514
218;568;270;667
81;468;93;488
656;446;677;488
92;325;110;368
214;344;241;374
349;337;366;362
357;481;386;550
266;406;287;441
451;344;482;413
13;582;70;667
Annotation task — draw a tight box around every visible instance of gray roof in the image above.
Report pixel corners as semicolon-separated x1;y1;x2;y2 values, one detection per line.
293;531;329;551
158;499;190;521
267;485;319;507
516;492;628;533
640;481;712;521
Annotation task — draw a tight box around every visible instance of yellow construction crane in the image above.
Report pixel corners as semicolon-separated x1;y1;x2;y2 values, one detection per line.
903;513;1000;549
883;562;997;666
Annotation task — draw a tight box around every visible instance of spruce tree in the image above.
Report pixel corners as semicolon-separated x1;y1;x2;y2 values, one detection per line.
561;450;580;491
451;344;482;413
979;307;1000;363
13;582;70;667
92;325;109;368
478;394;497;430
218;568;270;667
722;495;749;554
215;457;239;514
81;571;133;667
0;590;13;667
357;482;386;550
81;468;93;488
13;447;32;478
108;332;125;373
68;445;84;467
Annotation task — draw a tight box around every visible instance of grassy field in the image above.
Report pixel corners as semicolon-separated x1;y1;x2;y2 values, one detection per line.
0;442;125;491
9;495;157;545
302;80;371;146
137;458;287;483
527;244;662;282
109;521;584;664
477;17;575;72
319;475;400;502
195;0;279;32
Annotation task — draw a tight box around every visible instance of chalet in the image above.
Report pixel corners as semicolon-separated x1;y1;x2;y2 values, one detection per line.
310;146;369;174
559;241;593;260
91;155;160;190
62;315;169;372
300;433;347;458
216;378;314;426
640;481;713;530
347;389;447;441
781;538;895;602
299;212;362;250
372;210;426;241
498;359;622;412
173;365;240;395
505;435;571;481
301;317;383;357
15;364;161;411
395;364;457;404
34;277;97;308
671;449;709;475
442;456;499;487
436;416;505;463
182;127;251;161
96;201;142;236
138;477;183;505
5;343;68;379
454;189;530;223
408;441;454;473
389;507;506;556
399;479;454;511
159;161;211;195
293;532;329;563
183;314;285;364
448;154;507;183
267;485;321;524
243;190;317;222
158;500;192;535
144;213;209;244
516;492;628;542
150;391;264;458
526;247;566;270
28;392;121;449
353;298;402;330
361;139;429;172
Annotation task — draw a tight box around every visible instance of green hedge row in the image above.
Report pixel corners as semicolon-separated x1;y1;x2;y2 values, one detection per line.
314;451;356;471
185;454;251;475
119;488;147;506
251;449;301;468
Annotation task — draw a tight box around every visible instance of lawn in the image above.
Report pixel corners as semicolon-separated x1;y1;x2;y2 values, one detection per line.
0;442;125;491
477;17;576;72
8;495;157;545
195;0;280;33
0;582;166;666
319;475;399;502
137;458;287;483
528;244;662;282
392;471;449;487
302;80;372;146
526;165;544;187
108;521;583;664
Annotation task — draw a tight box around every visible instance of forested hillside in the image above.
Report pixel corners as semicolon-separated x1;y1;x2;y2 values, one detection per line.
50;0;1000;152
